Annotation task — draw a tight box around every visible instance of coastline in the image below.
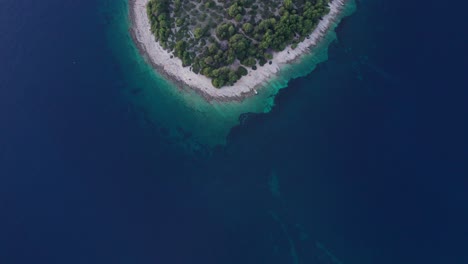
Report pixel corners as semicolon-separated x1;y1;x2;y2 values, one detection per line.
129;0;347;102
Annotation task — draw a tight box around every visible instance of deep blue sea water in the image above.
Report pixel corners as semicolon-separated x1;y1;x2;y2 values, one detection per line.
1;0;468;263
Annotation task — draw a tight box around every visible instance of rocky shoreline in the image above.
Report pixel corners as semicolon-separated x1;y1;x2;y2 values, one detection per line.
129;0;347;102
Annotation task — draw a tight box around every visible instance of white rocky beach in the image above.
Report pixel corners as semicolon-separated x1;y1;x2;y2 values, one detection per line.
130;0;347;101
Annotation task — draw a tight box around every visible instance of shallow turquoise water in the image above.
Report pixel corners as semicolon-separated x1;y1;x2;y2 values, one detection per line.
104;0;356;149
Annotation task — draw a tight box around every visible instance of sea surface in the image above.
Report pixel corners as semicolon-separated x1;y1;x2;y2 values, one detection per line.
1;0;467;263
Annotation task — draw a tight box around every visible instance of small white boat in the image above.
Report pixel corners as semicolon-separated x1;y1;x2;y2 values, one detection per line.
254;89;258;95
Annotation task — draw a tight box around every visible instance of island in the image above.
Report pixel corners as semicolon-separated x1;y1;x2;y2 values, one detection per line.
130;0;346;100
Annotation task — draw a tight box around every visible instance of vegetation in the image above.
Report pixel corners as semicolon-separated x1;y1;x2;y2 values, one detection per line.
147;0;330;88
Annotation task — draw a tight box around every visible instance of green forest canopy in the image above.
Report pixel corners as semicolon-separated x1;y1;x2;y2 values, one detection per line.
147;0;330;88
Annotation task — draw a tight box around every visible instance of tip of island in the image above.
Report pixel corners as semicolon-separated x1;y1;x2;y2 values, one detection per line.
130;0;347;101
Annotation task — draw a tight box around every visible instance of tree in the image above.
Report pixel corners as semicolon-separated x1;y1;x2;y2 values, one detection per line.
228;2;243;18
202;67;213;76
212;78;221;88
236;66;248;76
182;51;192;67
204;56;214;65
229;34;250;60
205;0;214;8
194;27;204;39
241;57;256;67
174;0;181;12
174;40;186;58
176;18;184;27
228;70;239;85
228;24;236;37
226;50;236;64
242;23;253;34
206;43;216;54
216;23;235;40
284;0;293;10
192;63;201;74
